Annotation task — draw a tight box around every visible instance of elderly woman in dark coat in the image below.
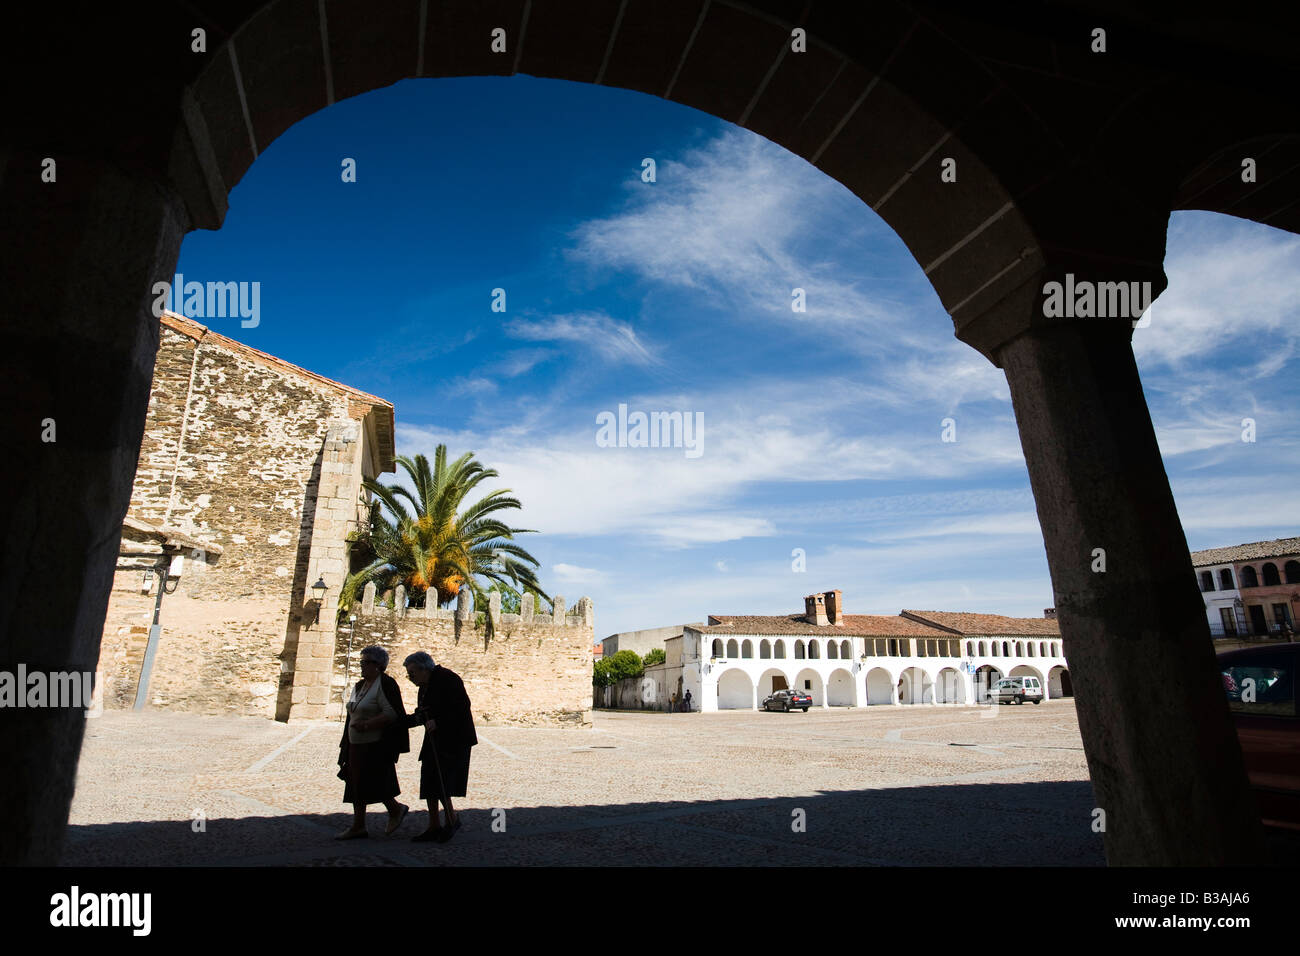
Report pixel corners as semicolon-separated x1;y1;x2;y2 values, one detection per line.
335;645;411;839
402;651;478;843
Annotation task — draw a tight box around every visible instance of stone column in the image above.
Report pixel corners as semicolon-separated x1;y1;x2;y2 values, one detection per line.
285;420;363;722
0;153;188;864
999;321;1262;864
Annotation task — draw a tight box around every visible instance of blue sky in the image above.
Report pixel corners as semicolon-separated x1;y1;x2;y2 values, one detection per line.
176;75;1300;640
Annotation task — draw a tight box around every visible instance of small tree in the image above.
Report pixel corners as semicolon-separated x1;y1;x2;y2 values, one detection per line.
592;658;616;688
642;648;666;667
607;649;644;682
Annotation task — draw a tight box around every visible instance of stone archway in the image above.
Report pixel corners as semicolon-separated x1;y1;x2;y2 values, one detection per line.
4;0;1290;865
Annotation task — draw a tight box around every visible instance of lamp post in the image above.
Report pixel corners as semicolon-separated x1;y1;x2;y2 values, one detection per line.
133;551;183;711
306;576;328;626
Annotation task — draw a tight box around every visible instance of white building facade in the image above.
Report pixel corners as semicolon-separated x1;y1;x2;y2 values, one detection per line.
1191;538;1300;639
680;598;1069;712
1192;559;1245;637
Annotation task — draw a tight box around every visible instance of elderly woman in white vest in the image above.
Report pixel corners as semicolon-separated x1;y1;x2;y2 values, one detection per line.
335;645;411;840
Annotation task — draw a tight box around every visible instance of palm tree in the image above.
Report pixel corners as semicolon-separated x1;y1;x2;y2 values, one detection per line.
340;446;549;636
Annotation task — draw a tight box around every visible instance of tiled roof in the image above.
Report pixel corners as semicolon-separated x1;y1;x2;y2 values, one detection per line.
700;614;951;637
1190;537;1300;567
901;610;1060;636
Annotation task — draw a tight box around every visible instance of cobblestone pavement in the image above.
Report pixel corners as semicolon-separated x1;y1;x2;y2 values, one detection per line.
64;701;1106;866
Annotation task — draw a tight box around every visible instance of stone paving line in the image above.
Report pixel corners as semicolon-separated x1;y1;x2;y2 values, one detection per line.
63;702;1108;866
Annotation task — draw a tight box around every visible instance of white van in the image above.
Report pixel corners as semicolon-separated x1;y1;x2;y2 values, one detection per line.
987;676;1043;704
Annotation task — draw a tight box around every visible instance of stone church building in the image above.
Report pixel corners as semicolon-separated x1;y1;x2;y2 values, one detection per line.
99;311;394;720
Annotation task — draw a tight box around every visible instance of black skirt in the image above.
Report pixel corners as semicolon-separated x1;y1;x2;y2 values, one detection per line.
342;741;400;805
420;747;472;799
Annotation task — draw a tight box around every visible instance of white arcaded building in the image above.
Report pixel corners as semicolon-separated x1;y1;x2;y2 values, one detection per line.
681;590;1070;712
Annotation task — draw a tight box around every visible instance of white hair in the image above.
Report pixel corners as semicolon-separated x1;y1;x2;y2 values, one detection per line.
360;645;389;669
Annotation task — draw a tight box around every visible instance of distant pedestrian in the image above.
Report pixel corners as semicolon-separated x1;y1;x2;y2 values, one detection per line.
683;690;693;713
335;646;410;840
669;691;677;713
402;652;477;843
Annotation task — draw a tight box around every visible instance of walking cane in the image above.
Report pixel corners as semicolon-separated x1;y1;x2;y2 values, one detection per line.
426;730;454;830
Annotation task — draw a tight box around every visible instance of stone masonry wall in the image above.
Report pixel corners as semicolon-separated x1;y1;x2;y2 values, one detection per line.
98;576;286;715
131;323;352;598
99;315;383;717
335;593;594;727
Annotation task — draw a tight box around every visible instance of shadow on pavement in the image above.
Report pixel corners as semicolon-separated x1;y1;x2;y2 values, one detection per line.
60;780;1116;866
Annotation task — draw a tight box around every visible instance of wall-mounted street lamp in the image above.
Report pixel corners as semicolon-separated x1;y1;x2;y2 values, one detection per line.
304;576;329;626
134;552;184;710
142;554;184;595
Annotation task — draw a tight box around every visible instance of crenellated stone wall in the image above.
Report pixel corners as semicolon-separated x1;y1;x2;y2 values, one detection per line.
334;590;594;727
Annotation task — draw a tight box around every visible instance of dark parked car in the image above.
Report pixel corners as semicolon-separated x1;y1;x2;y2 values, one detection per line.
1218;642;1300;830
762;689;812;712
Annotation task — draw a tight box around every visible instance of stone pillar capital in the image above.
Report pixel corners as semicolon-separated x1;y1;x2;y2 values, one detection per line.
955;255;1168;366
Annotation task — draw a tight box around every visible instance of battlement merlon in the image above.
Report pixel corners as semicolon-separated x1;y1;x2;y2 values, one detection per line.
352;588;595;628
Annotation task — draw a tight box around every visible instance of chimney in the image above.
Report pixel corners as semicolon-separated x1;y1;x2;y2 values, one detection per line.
824;589;844;625
804;593;829;626
1044;608;1057;619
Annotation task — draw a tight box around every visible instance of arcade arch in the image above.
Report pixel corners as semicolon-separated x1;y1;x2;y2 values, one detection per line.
717;669;754;710
826;668;854;707
866;667;895;706
794;669;824;707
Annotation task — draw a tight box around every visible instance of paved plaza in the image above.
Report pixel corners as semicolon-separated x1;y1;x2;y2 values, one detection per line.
61;699;1112;866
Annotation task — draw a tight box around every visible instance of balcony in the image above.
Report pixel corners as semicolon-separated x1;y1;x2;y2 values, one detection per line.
1208;621;1292;640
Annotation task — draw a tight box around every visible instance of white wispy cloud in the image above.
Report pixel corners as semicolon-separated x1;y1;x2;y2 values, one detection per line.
493;348;555;377
552;562;609;586
394;381;1030;548
569;128;907;333
443;376;497;396
1135;213;1300;368
505;311;658;366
